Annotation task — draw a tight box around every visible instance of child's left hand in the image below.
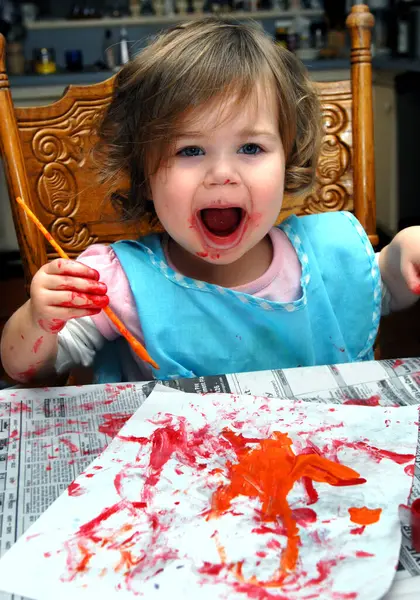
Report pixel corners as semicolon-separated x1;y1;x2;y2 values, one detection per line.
379;226;420;312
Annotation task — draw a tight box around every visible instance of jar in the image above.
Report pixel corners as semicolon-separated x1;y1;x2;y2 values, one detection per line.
6;42;25;75
33;47;56;75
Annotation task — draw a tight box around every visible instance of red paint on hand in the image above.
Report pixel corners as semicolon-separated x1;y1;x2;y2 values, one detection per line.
56;282;107;294
57;292;109;309
348;506;382;526
38;318;66;333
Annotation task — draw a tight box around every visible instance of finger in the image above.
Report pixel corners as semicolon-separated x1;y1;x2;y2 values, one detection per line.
44;290;109;309
45;259;100;281
37;309;102;333
45;274;107;295
402;261;420;295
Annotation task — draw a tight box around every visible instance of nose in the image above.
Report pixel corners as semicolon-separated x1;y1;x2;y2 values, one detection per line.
203;156;239;189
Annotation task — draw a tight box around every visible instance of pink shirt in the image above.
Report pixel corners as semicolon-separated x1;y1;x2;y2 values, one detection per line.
78;227;302;345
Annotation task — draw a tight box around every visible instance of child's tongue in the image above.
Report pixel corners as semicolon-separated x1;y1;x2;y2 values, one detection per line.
200;207;242;236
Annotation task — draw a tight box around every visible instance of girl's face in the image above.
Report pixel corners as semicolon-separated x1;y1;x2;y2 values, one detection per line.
149;83;285;265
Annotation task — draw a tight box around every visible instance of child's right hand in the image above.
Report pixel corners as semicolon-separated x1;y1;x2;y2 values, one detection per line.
29;259;109;334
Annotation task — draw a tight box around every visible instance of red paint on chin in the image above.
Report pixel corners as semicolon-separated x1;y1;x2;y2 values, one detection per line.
411;283;420;295
16;364;38;381
196;251;208;258
32;336;43;354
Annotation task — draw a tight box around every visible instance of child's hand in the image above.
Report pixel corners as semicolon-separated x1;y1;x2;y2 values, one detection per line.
398;226;420;296
29;259;109;334
379;226;420;312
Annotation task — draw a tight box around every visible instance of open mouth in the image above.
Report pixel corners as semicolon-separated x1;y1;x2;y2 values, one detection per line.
200;207;244;237
196;207;247;250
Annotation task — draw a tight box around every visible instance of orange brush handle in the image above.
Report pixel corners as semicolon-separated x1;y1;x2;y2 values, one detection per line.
16;196;159;370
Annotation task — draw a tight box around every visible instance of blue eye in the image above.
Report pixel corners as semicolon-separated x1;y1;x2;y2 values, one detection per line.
239;143;262;155
177;146;204;157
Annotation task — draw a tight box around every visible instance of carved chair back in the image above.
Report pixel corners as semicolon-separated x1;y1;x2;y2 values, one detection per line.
0;4;377;291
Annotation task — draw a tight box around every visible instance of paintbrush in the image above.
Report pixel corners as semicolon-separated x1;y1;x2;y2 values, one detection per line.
16;196;159;370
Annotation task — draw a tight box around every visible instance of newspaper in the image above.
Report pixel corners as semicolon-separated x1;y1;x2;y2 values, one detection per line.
0;357;419;600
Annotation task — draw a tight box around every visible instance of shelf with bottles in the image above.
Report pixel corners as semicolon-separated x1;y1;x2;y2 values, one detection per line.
24;8;324;30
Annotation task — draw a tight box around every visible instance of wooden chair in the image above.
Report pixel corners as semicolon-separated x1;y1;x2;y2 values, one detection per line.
0;4;377;293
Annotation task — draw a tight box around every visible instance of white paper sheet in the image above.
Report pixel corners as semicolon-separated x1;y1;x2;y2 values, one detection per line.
0;387;417;600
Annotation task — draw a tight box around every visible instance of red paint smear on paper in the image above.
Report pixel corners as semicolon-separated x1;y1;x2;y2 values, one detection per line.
32;336;43;354
33;426;51;436
356;551;374;558
305;559;340;586
60;438;79;454
98;413;131;438
343;395;380;406
350;526;365;535
199;562;225;576
404;464;415;476
61;419;368;595
393;359;404;368
329;439;415;465
10;402;31;414
209;429;365;582
68;482;84;497
349;507;382;525
292;508;317;525
302;476;319;505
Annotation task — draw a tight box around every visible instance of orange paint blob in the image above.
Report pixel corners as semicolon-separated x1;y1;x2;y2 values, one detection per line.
348;506;382;526
210;430;366;584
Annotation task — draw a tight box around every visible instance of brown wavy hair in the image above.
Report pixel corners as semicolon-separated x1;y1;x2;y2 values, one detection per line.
95;17;321;221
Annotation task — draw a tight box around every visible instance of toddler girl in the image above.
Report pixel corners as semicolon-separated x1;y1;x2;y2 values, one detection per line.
2;18;420;383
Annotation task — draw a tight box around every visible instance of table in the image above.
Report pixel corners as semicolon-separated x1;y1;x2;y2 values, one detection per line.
0;357;419;599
